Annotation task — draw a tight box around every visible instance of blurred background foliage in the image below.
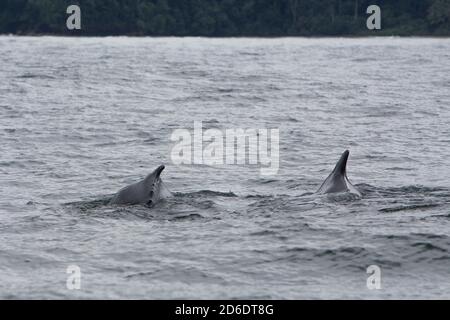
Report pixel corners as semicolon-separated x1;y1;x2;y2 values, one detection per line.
0;0;448;36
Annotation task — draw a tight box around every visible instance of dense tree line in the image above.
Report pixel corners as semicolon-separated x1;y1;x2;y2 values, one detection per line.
0;0;449;36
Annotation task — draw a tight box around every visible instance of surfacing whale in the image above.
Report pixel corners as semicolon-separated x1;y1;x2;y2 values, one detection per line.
316;150;361;196
110;165;170;206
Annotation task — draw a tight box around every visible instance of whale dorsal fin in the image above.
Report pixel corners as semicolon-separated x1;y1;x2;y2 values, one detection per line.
110;165;166;205
144;165;165;185
332;150;349;176
317;150;355;194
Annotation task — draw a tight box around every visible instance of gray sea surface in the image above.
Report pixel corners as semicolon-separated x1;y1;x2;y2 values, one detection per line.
0;36;449;299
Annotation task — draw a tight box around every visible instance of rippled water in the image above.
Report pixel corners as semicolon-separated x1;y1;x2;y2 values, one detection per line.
1;36;449;299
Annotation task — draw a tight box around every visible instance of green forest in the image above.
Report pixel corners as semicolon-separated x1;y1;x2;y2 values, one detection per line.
0;0;449;36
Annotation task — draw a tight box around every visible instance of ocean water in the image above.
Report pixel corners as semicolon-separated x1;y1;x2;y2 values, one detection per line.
0;36;449;299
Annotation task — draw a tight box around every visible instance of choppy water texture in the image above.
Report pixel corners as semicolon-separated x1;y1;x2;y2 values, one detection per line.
1;36;450;299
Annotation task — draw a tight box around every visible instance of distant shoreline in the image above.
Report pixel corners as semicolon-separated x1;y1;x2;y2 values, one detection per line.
1;33;449;39
2;0;448;40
